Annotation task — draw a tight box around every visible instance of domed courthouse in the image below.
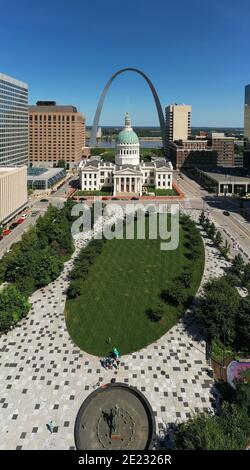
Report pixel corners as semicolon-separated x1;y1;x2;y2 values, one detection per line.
79;113;173;196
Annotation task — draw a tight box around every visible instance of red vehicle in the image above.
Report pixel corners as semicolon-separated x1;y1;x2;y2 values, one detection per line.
3;229;11;236
17;218;25;224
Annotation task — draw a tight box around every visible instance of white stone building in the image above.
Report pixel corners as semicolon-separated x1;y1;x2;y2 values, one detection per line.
79;113;173;196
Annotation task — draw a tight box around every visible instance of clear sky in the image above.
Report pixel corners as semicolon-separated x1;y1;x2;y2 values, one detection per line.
1;0;250;127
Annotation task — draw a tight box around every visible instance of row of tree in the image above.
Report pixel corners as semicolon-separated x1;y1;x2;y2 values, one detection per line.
174;242;250;450
146;214;203;322
67;238;106;299
0;200;75;331
199;211;230;258
172;216;250;449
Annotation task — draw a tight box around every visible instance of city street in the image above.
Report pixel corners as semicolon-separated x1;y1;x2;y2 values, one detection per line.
176;172;250;260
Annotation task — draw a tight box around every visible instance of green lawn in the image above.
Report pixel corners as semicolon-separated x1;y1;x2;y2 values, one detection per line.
144;187;179;196
75;189;112;196
66;216;205;356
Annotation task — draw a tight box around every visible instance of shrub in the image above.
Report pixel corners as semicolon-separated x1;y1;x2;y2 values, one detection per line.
67;280;83;299
161;283;186;306
177;272;192;288
146;303;164;322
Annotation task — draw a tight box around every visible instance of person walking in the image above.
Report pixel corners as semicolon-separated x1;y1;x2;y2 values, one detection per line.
48;420;55;434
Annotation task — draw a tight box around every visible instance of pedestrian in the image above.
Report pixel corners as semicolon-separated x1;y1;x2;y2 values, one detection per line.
48;420;55;434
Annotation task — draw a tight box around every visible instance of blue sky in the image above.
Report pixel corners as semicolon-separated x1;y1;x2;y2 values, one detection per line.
1;0;250;127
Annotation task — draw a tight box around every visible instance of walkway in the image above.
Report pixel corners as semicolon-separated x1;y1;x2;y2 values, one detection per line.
0;210;227;449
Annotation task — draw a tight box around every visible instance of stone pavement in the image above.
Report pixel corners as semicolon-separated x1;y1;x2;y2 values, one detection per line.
0;210;228;449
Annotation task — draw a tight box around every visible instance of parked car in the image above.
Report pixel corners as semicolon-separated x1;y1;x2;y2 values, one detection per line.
3;229;11;236
131;197;139;200
223;211;230;216
40;198;49;203
10;222;18;229
17;218;25;224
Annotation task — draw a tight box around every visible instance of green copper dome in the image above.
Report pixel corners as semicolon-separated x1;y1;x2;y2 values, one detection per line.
117;129;139;145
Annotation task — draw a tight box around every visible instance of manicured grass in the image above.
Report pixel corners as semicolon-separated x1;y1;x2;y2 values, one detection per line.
66;216;205;356
144;187;179;196
75;189;112;196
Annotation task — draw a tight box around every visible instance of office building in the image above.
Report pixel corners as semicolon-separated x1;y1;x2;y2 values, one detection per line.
167;139;217;169
0;167;28;225
244;84;250;140
196;169;250;196
210;133;235;167
244;85;250;168
0;72;28;166
28;101;89;169
165;104;192;143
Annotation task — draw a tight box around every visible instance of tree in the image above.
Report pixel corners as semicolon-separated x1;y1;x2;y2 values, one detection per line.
34;248;63;288
242;263;250;287
198;211;205;226
235;296;250;354
57;159;66;169
174;404;249;450
196;277;241;345
207;221;216;239
0;285;31;331
231;254;245;276
220;239;230;258
214;231;223;246
203;217;210;230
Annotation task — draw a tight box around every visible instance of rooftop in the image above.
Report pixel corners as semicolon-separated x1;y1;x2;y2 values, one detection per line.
29;105;79;113
27;167;65;181
0;167;26;179
201;169;250;184
0;72;28;89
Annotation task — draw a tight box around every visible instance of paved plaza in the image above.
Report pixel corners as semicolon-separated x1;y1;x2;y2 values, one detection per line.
0;210;229;449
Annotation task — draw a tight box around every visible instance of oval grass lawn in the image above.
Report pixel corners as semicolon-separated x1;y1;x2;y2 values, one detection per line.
65;215;205;356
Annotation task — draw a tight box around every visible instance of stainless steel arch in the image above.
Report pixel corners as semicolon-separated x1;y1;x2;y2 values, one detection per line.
90;67;166;149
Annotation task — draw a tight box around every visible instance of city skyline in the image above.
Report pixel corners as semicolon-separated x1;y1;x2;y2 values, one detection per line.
1;0;250;127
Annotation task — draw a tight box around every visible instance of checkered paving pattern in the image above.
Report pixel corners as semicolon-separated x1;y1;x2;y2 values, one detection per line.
0;210;228;449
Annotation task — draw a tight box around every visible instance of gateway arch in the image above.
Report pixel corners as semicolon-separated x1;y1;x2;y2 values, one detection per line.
90;67;166;149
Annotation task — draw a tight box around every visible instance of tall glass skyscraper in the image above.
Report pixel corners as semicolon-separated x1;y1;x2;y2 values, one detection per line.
0;72;28;166
244;84;250;141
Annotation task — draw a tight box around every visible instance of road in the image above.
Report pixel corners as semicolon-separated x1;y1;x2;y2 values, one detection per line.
175;171;250;261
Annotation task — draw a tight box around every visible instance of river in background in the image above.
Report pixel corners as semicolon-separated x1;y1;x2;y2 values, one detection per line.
86;139;162;149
